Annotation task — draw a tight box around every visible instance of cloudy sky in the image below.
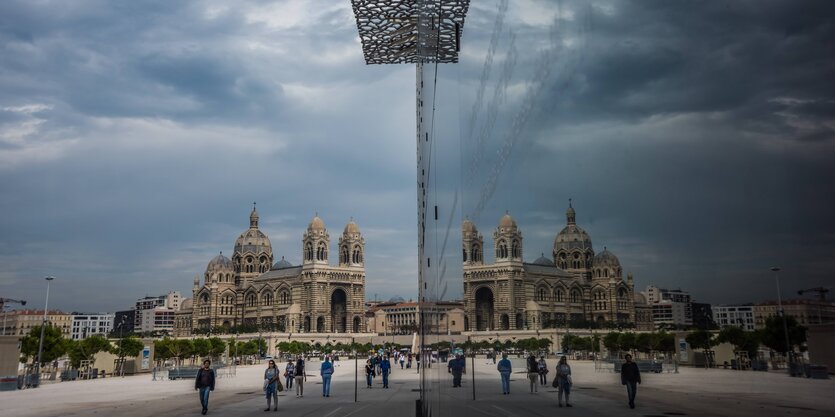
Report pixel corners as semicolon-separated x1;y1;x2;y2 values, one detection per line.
1;0;833;313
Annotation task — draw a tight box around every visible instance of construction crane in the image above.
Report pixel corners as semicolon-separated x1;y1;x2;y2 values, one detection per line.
1;297;27;336
797;287;830;301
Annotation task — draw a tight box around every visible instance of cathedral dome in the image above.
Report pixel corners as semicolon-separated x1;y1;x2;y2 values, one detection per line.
308;215;326;231
207;252;234;271
532;253;554;266
554;224;593;252
181;298;193;311
462;219;476;233
344;220;360;234
272;256;293;270
499;213;517;229
592;248;621;268
234;228;272;255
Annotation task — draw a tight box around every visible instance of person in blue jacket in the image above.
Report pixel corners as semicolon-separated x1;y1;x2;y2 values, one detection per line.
448;354;465;387
380;355;392;388
497;353;512;395
320;356;334;397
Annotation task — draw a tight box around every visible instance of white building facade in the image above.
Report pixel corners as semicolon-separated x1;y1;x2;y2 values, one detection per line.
71;313;116;340
712;305;755;331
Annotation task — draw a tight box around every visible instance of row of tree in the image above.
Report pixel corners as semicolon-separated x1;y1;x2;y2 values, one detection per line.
685;315;807;359
19;325;145;368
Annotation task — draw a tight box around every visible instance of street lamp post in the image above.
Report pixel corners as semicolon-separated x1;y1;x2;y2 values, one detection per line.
35;276;55;388
771;267;793;373
117;317;126;377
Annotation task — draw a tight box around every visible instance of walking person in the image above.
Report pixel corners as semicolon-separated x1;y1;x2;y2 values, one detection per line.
537;356;548;386
400;353;405;369
448;354;464;387
194;359;215;415
555;355;572;407
365;359;375;388
380;355;391;388
320;356;334;397
526;353;539;393
497;353;512;395
407;353;413;369
263;360;280;411
284;359;295;390
294;355;306;398
621;354;641;409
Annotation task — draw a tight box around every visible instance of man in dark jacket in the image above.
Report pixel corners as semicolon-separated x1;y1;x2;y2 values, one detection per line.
195;359;215;415
448;354;465;387
621;354;641;409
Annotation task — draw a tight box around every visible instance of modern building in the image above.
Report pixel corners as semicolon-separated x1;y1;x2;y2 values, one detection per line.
134;292;180;329
645;285;693;328
753;299;835;328
182;206;367;336
366;300;465;335
112;309;136;335
712;305;755;331
462;203;637;331
70;313;115;340
2;310;72;338
691;302;717;330
139;307;175;334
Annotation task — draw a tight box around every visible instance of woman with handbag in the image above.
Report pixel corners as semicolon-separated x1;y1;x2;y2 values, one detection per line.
365;359;374;388
555;356;572;407
264;360;281;411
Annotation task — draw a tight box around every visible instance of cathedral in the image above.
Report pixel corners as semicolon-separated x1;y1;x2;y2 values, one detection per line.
187;206;367;334
462;202;636;331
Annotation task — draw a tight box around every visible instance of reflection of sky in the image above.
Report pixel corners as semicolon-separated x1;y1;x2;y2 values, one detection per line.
1;1;833;312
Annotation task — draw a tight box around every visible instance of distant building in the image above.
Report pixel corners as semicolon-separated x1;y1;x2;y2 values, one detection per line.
174;298;193;337
632;293;655;331
645;285;693;328
366;300;465;335
462;204;637;331
184;208;367;336
112;309;136;334
3;310;72;338
71;313;115;340
712;305;755;331
691;302;716;330
139;307;176;334
754;300;835;329
135;291;180;329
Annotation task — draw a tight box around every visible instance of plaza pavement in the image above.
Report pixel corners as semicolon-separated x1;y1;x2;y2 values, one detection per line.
0;358;833;417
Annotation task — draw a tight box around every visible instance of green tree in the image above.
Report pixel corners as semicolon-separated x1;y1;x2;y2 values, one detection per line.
717;326;760;358
760;315;807;355
67;335;113;368
192;338;211;361
685;329;717;352
115;336;145;358
168;339;194;365
208;337;226;359
19;325;70;365
651;332;676;353
603;332;622;354
618;332;637;355
635;333;653;355
153;338;173;364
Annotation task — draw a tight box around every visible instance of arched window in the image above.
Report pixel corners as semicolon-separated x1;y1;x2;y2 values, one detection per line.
463;247;467;262
555;289;564;302
262;292;273;306
511;240;520;258
570;289;580;303
472;245;480;262
280;291;289;304
305;243;314;261
246;293;256;307
341;246;349;264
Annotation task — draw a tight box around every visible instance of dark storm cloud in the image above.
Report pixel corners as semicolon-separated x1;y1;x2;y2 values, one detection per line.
454;0;835;304
1;0;833;312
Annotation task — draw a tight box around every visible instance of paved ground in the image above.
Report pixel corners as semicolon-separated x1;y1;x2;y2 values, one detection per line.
1;358;833;417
